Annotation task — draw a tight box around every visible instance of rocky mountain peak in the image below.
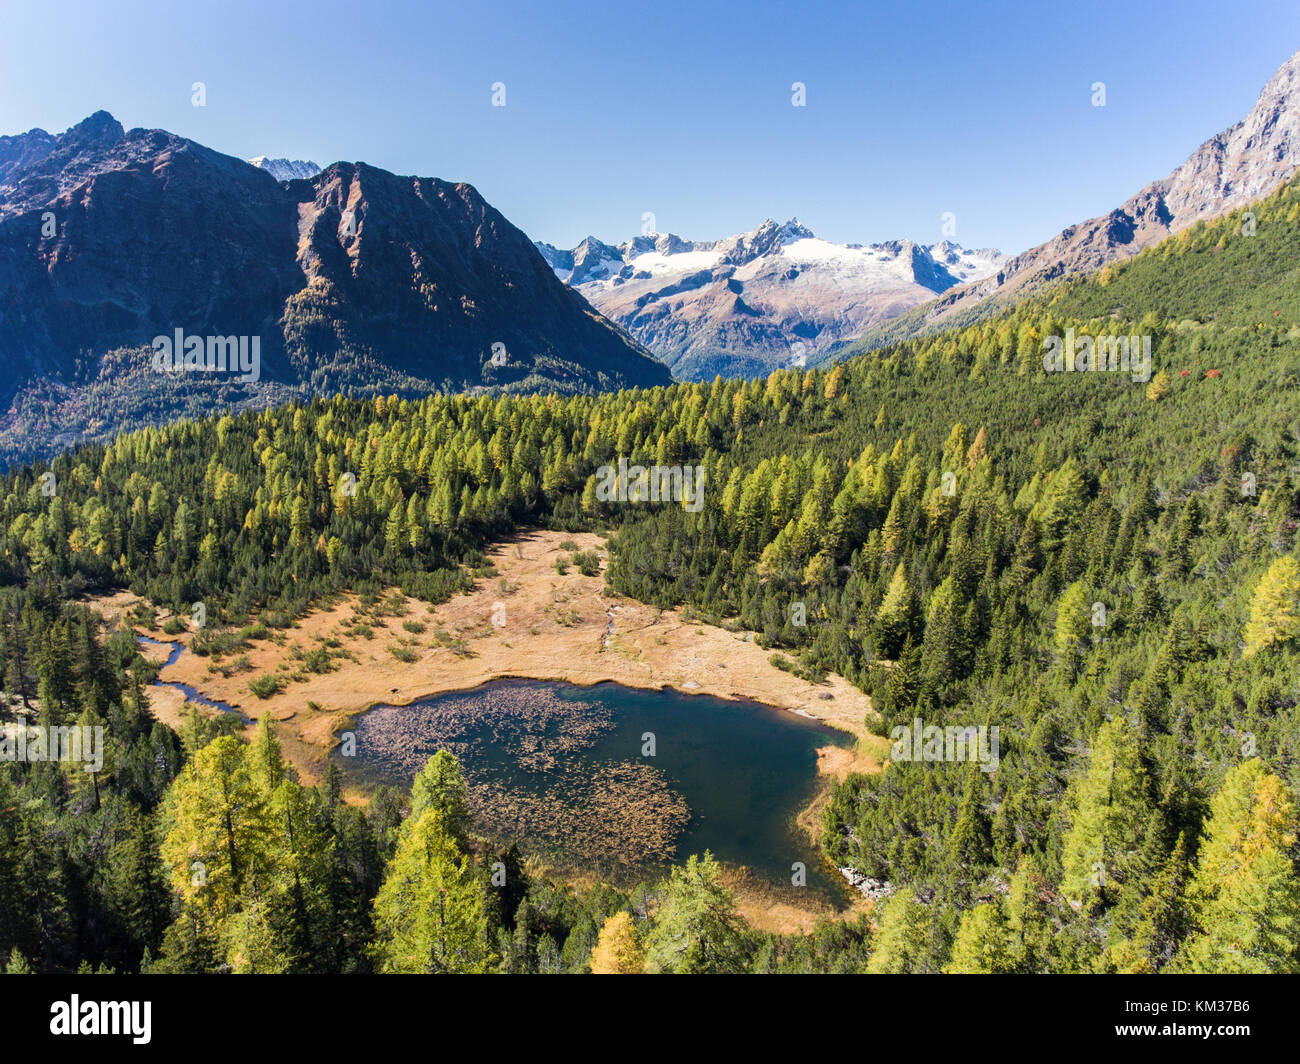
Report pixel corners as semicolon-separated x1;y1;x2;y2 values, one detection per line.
1259;46;1300;99
249;156;322;182
64;110;125;146
534;217;1006;379
715;217;815;266
775;217;815;242
905;47;1300;334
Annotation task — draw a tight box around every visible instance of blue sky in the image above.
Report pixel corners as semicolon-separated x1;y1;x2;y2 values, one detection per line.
3;0;1299;253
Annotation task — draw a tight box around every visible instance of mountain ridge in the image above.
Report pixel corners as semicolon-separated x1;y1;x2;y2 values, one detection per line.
537;219;1006;380
0;113;668;464
833;45;1300;356
248;156;322;182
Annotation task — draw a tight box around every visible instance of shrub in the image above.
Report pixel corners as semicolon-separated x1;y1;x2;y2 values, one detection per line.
248;674;284;699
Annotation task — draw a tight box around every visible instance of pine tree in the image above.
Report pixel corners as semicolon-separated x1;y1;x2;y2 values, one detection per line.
250;713;288;791
880;495;905;557
1102;832;1190;973
105;806;171;971
948;771;992;873
921;575;967;687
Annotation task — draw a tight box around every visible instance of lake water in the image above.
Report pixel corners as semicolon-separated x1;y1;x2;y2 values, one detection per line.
338;678;852;897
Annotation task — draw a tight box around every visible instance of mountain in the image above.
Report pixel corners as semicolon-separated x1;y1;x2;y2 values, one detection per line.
248;156;322;182
537;219;1004;380
0;113;668;464
838;46;1300;355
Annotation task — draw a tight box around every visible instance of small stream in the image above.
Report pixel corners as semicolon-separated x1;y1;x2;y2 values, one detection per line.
137;636;249;722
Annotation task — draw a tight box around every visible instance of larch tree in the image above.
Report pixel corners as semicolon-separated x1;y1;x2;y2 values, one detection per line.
866;887;931;974
1054;580;1092;656
1176;760;1300;973
874;562;914;658
589;911;645;974
371;810;491;974
643;852;750;974
1243;555;1300;657
944;901;1016;973
1060;717;1152;907
408;751;471;852
160;736;278;926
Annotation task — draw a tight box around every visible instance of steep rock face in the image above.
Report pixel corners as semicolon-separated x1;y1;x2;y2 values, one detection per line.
0;127;58;186
0;114;667;462
538;218;1005;380
0;111;128;202
1161;49;1300;220
283;162;667;389
904;47;1300;332
0;116;301;395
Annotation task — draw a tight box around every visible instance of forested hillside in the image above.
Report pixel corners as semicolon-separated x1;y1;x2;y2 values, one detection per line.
3;176;1300;973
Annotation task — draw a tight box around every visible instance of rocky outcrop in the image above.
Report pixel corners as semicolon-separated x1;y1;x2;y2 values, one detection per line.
840;866;895;902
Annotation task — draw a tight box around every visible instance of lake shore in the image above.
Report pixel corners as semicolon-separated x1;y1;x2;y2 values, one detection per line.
91;528;886;786
88;527;887;930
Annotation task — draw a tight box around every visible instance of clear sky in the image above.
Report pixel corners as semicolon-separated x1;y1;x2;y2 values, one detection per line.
3;0;1299;254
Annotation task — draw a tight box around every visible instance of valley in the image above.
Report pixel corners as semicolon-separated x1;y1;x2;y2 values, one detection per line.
95;528;875;769
3;14;1300;985
89;528;883;933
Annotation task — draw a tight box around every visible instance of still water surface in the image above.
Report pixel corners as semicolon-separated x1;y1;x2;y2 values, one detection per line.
341;678;852;897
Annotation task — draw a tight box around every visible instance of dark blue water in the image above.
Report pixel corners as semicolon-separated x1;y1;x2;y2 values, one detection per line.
341;678;851;896
138;636;249;721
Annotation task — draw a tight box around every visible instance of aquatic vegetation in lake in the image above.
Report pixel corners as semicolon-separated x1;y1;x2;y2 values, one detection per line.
350;683;690;867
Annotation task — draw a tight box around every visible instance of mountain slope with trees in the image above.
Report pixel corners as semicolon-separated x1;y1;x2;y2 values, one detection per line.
826;45;1300;360
0;113;669;468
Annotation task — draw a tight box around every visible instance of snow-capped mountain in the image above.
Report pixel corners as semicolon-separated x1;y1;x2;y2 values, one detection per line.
537;219;1005;379
248;155;321;182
